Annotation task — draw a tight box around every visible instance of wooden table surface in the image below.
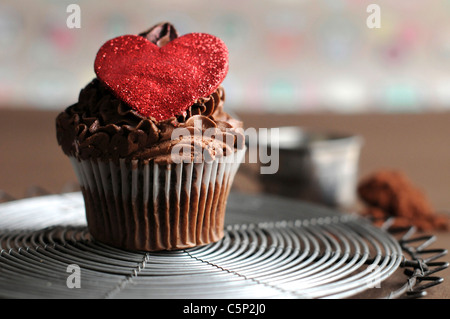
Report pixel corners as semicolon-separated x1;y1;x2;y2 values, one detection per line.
0;108;449;299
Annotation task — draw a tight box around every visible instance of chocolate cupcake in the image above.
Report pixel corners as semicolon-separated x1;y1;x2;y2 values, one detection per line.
56;22;246;251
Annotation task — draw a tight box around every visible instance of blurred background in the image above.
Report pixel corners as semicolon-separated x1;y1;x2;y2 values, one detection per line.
1;0;449;113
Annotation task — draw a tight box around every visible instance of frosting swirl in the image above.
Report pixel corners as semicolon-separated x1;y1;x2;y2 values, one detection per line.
56;80;243;164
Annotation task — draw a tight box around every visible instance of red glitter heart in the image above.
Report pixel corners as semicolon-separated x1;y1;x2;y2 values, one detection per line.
94;33;229;121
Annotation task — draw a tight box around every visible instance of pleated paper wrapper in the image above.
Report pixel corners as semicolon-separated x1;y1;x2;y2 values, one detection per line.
69;148;246;251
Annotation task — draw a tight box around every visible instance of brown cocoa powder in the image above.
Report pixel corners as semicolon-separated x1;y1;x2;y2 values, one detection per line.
357;170;449;231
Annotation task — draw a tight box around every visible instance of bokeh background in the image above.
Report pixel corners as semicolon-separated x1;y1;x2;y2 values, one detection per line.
1;0;449;114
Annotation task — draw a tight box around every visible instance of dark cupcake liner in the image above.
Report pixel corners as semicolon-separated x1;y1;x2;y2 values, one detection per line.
69;148;245;251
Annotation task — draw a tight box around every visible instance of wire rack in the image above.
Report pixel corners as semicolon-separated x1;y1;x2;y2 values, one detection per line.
0;190;447;299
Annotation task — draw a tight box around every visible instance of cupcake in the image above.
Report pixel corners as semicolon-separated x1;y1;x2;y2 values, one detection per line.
56;22;246;251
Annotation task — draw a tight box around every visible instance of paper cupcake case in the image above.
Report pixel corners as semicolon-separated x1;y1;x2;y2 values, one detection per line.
69;148;246;251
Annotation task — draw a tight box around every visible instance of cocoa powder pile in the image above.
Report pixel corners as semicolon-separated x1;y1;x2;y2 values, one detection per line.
357;170;449;231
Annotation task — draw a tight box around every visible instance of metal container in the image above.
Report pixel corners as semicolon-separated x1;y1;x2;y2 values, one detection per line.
258;126;363;209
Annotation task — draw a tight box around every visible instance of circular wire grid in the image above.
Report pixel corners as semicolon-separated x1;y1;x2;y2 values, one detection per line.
0;192;404;299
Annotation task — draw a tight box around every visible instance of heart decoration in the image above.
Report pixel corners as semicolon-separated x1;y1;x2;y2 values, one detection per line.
94;33;229;121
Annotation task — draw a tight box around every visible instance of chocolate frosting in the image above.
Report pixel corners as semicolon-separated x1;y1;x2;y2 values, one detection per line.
139;22;179;47
56;23;243;164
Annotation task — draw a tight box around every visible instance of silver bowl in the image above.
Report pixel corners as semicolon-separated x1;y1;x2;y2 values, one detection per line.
257;126;363;210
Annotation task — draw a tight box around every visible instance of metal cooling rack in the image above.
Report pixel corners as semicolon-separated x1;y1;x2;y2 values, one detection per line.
0;191;447;299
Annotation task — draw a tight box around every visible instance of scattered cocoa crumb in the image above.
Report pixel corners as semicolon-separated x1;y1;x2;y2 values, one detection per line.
357;170;449;231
